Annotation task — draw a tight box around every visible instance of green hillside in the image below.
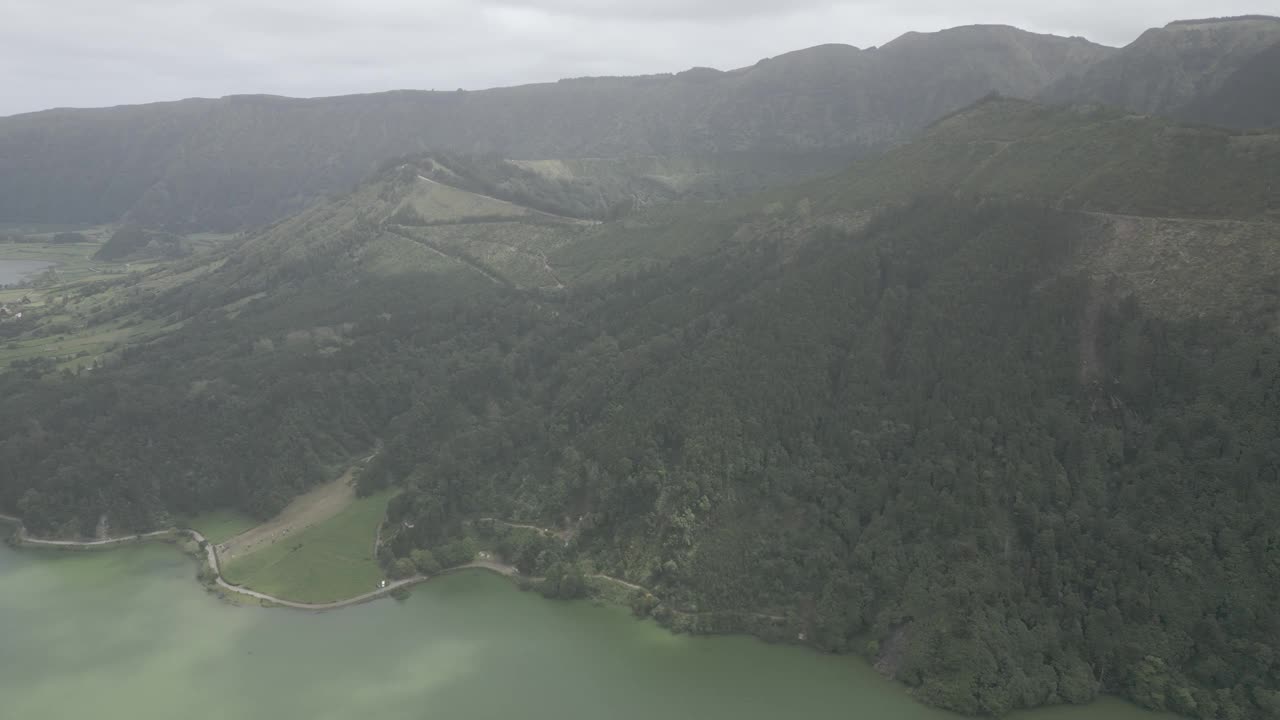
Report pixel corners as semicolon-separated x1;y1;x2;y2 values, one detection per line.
815;98;1280;218
1;101;1278;720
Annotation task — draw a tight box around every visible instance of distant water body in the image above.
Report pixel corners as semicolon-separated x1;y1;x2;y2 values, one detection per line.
0;259;52;285
0;542;1177;720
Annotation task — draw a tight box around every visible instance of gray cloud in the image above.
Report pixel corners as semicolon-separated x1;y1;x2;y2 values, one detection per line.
1;0;1269;116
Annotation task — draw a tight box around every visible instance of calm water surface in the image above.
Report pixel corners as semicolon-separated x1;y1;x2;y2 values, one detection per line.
0;541;1176;720
0;259;52;285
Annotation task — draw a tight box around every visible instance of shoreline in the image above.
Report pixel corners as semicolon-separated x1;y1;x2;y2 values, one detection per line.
0;511;1170;720
1;514;526;612
2;512;761;629
2;512;778;629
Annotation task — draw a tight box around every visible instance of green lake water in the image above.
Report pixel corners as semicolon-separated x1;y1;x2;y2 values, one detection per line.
0;541;1176;720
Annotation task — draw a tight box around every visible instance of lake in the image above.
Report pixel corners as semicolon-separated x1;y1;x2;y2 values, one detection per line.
0;541;1176;720
0;259;52;285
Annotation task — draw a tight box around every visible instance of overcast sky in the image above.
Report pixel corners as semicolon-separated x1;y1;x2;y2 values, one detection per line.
1;1;1270;116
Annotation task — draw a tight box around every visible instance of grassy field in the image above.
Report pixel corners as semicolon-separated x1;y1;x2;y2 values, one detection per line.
184;510;258;544
404;176;535;223
0;317;168;368
0;236;231;373
221;490;395;603
0;240;155;344
0;241;134;287
0;236;230;295
186;232;237;254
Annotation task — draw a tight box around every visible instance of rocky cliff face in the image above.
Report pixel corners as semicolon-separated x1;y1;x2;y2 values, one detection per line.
1042;16;1280;126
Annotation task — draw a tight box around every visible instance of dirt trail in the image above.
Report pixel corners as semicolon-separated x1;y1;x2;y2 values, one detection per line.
199;529;418;611
219;463;366;564
480;518;790;621
1083;210;1273;225
481;518;555;534
538;251;565;290
460;559;522;578
202;530;527;611
591;574;646;593
4;467;538;614
3;511;173;548
16;529;175;548
479;517;575;544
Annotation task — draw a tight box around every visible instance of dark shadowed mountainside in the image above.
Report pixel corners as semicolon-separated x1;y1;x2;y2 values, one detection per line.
1180;40;1280;129
94;226;189;262
1041;16;1280;128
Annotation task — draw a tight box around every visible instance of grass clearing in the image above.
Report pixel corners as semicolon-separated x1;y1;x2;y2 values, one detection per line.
0;316;170;370
219;465;366;563
0;240;168;372
184;509;258;544
405;175;535;223
221;490;395;604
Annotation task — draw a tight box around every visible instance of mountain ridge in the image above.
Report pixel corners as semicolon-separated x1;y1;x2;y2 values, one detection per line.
0;24;1110;231
1040;15;1280;128
11;16;1275;237
3;25;1107;120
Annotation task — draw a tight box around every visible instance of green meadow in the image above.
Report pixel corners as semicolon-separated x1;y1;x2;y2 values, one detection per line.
221;490;395;603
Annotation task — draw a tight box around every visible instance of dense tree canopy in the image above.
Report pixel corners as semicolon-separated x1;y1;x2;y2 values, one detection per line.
1;197;1275;718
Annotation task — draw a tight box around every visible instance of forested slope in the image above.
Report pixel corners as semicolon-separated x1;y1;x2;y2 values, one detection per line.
1;100;1277;719
811;98;1280;219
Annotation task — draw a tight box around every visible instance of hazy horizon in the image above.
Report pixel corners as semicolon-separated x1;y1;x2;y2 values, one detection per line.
3;1;1274;117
